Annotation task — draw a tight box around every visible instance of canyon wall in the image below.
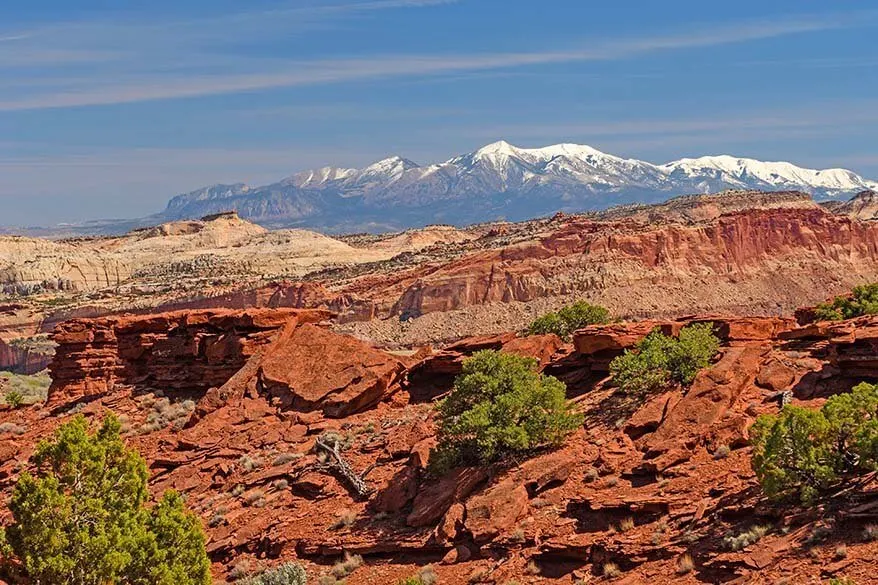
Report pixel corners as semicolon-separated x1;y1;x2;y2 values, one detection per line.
365;207;878;319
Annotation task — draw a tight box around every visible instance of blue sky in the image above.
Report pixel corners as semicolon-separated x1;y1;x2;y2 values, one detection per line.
2;0;878;225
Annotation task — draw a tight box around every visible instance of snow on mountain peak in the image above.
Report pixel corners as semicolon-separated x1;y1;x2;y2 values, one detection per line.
476;140;519;156
361;155;419;175
663;155;870;191
471;140;613;162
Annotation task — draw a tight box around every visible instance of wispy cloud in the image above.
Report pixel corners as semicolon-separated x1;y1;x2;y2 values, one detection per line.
459;100;878;142
0;9;872;111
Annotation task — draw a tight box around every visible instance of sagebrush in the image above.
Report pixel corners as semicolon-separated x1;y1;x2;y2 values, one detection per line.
238;562;307;585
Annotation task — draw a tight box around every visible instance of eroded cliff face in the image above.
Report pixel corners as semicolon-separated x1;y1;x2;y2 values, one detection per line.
125;206;878;345
0;305;53;374
3;309;876;584
379;208;878;318
48;308;331;405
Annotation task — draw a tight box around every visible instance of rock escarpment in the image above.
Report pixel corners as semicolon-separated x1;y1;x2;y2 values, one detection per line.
379;207;878;318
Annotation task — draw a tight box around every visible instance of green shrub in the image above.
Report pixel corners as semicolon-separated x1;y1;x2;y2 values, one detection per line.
527;312;567;338
0;414;211;585
751;382;878;503
814;283;878;321
3;390;24;409
527;301;609;339
239;562;307;585
431;351;583;472
609;323;720;396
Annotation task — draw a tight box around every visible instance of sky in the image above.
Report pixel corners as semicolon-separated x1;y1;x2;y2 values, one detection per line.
2;0;878;226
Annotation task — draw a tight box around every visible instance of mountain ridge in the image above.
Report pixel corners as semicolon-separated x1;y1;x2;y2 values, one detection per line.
158;141;878;232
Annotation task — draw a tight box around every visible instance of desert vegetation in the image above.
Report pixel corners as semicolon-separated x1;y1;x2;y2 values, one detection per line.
609;323;720;396
0;414;210;585
0;370;51;407
431;350;583;472
751;382;878;503
397;565;438;585
238;562;307;585
526;300;610;339
814;282;878;320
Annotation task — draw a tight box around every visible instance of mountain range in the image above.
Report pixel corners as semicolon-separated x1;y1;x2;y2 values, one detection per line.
156;141;877;233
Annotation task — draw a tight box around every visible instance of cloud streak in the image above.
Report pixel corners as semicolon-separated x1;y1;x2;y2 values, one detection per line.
0;9;871;111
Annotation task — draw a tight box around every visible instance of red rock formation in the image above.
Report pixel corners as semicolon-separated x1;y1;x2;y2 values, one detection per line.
48;308;330;405
346;207;878;320
259;322;405;417
2;308;877;585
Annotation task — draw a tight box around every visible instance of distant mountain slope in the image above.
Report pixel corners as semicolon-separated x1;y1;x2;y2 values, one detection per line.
157;141;878;233
829;189;878;219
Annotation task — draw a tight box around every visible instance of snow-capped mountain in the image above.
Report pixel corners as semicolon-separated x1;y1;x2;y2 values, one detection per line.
160;141;878;232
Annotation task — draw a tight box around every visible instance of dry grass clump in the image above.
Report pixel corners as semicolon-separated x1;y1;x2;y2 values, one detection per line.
617;517;635;532
136;394;195;434
242;489;266;507
651;517;669;545
228;560;251;581
330;553;362;578
525;560;540;575
330;509;357;530
468;567;491;583
238;454;266;472
723;525;769;551
676;553;694;574
713;444;731;459
508;528;526;544
399;565;438;585
208;510;227;527
317;430;354;455
603;562;621;578
418;565;438;585
271;452;303;466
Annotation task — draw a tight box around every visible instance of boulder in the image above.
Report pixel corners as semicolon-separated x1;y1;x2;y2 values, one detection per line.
625;390;683;440
259;323;405;417
643;345;766;466
371;465;419;513
501;334;564;367
464;480;529;543
407;467;488;527
410;437;437;470
755;360;796;392
436;502;466;544
385;420;432;459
